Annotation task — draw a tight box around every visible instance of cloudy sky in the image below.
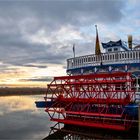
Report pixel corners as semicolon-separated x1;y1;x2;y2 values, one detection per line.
0;0;140;87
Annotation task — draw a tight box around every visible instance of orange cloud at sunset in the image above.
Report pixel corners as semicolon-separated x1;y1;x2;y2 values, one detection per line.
0;64;66;87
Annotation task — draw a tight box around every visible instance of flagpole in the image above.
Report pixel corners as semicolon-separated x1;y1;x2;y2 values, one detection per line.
95;25;98;35
73;44;75;58
95;25;102;65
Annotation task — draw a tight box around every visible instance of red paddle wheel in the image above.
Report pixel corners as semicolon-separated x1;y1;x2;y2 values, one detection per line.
45;72;136;131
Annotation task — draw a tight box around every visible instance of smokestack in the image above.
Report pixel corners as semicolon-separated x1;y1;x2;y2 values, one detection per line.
128;35;132;50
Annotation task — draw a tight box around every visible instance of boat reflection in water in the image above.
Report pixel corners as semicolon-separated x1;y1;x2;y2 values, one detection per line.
44;123;138;140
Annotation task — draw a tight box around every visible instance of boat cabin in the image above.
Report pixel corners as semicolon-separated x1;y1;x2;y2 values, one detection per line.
102;40;129;53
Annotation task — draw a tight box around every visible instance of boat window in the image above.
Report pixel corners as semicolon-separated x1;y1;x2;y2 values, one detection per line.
74;59;76;65
94;56;95;61
114;48;118;51
122;53;124;58
108;48;112;52
77;59;79;64
105;55;107;60
128;53;129;59
136;52;138;59
115;53;118;59
96;56;98;61
80;59;82;64
133;52;135;59
76;59;77;64
107;55;109;60
85;57;86;62
130;52;132;58
125;53;126;58
112;54;114;60
90;57;92;62
90;57;92;61
120;54;121;59
91;57;93;61
81;59;83;64
102;55;104;60
97;56;99;61
82;58;84;63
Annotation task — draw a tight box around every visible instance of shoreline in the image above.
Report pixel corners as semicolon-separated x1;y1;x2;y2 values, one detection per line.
0;87;46;96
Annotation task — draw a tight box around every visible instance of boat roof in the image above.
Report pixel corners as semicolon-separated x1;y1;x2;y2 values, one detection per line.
102;40;129;51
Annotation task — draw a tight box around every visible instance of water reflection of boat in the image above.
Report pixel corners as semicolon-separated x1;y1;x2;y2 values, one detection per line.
43;124;137;140
36;26;140;139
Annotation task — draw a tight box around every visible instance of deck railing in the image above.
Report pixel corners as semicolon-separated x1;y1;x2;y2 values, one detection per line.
67;50;140;69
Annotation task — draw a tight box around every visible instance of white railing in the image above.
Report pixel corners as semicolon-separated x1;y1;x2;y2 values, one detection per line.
67;50;140;69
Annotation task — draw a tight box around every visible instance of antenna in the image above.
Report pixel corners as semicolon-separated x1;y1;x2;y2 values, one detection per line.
73;44;75;58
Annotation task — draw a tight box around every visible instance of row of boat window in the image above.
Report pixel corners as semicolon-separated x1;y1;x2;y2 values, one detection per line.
70;51;140;65
108;48;118;52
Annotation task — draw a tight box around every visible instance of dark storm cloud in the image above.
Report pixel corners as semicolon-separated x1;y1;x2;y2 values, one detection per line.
0;0;125;68
23;64;48;68
0;37;69;66
20;76;53;82
6;0;124;26
0;14;71;66
0;0;125;25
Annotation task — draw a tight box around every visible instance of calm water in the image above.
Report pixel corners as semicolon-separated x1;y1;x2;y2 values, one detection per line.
0;95;53;139
0;95;137;140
